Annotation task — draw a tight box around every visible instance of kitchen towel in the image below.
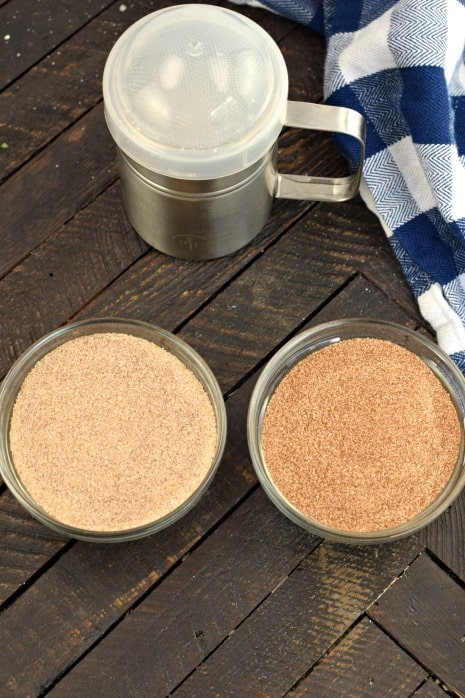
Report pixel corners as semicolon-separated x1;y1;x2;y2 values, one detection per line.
243;0;465;372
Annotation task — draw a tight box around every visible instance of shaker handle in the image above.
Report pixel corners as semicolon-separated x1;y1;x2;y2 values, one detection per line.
275;101;366;202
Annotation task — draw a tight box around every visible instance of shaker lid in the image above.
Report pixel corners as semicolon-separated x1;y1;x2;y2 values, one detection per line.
103;4;288;179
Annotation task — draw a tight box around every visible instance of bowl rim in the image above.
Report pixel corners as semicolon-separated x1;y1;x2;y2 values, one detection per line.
0;317;227;542
247;318;465;544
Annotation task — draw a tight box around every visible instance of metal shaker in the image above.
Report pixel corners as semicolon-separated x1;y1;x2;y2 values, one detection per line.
103;4;365;260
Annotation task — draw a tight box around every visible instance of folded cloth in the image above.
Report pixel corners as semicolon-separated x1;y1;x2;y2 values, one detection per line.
241;0;465;373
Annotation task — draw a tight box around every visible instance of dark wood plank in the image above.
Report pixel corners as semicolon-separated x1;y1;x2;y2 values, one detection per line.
412;679;450;697
281;23;326;102
289;617;426;697
0;182;147;378
421;487;465;586
1;103;117;280
0;491;67;606
362;238;424;326
0;1;141;181
0;0;112;90
49;489;319;698
177;200;405;393
305;272;417;329
235;3;298;46
369;553;465;696
170;538;423;698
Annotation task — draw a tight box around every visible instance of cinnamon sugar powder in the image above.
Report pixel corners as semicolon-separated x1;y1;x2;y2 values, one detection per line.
9;333;217;531
261;337;462;532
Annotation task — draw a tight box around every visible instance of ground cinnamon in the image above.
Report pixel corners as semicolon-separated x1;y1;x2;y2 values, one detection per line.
261;337;462;532
9;332;217;531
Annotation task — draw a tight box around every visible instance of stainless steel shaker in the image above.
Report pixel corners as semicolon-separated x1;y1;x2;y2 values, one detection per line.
103;4;365;260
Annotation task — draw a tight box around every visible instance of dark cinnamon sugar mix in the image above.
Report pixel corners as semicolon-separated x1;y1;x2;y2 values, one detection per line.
261;337;462;532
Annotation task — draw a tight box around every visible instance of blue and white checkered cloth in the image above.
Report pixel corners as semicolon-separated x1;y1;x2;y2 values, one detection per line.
242;0;465;373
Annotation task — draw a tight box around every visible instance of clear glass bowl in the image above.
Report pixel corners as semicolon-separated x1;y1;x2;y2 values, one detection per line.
247;319;465;544
0;318;227;542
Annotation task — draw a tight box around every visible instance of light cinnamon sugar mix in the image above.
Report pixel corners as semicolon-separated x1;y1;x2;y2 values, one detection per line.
261;337;463;532
9;333;217;531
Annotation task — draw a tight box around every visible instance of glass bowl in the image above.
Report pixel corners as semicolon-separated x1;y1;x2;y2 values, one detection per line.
0;318;227;542
247;319;465;544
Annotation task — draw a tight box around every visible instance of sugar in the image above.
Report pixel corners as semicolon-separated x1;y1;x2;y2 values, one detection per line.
9;332;217;532
261;337;462;532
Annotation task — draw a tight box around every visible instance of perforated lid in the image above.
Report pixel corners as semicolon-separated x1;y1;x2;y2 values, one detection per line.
103;4;288;179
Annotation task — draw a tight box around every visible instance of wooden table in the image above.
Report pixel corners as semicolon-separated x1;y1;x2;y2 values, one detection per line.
1;1;465;695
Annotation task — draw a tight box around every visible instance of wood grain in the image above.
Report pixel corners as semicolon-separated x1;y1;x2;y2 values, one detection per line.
412;679;451;697
421;487;465;586
306;273;417;329
0;0;143;180
178;199;397;393
282;23;326;102
362;236;423;325
170;538;423;698
49;489;319;697
0;183;147;378
1;104;117;280
369;553;465;696
290;617;426;697
0;0;113;90
0;491;67;606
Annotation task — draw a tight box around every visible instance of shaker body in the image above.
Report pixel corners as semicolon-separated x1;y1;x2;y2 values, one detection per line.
118;148;277;260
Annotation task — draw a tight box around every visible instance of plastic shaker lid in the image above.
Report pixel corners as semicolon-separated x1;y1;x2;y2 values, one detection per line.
103;4;289;179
